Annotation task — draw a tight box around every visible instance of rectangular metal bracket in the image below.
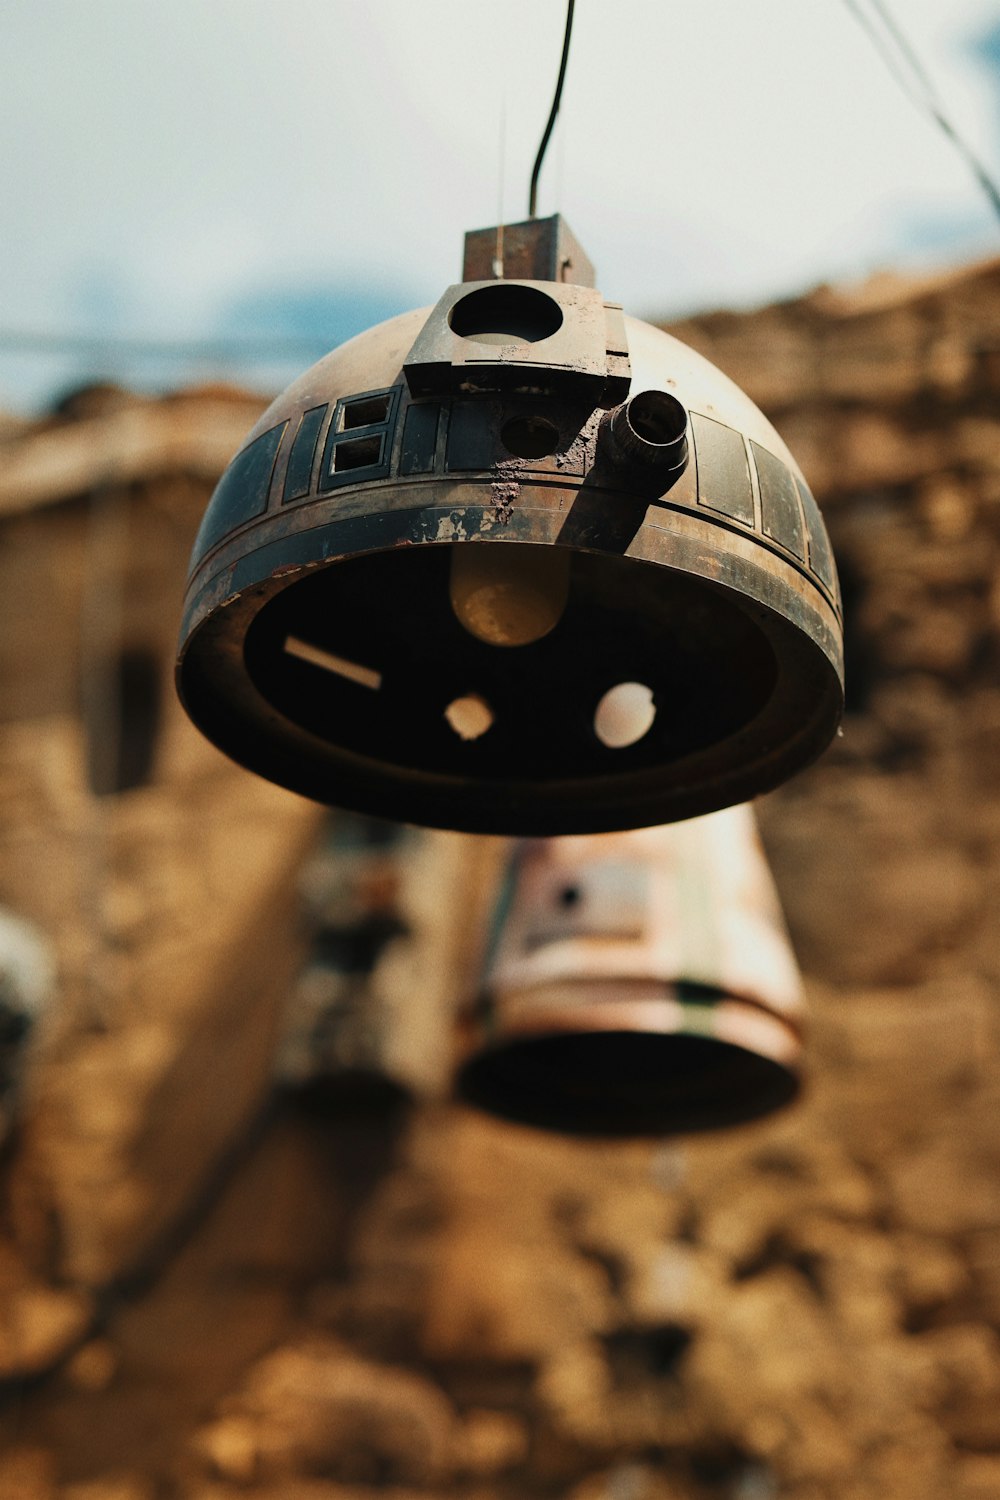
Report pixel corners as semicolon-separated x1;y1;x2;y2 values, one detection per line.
403;280;630;408
461;214;596;287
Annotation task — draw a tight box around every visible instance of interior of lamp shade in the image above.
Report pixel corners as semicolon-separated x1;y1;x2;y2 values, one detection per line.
455;1029;800;1136
244;542;775;771
177;536;839;833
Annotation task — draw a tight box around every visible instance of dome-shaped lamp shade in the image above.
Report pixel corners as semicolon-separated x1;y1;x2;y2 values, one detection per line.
455;806;804;1136
177;219;843;835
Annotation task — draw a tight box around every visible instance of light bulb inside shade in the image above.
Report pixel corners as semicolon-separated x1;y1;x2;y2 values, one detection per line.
449;544;570;647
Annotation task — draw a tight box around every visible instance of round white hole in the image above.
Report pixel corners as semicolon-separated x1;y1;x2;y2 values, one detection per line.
594;682;656;749
445;694;494;741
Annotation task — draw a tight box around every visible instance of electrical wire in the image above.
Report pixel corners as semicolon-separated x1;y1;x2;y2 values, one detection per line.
842;0;1000;227
528;0;575;218
6;1;998;366
862;0;949;110
0;329;330;360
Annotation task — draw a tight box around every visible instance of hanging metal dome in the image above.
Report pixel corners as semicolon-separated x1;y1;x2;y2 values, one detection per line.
455;806;804;1136
177;217;843;835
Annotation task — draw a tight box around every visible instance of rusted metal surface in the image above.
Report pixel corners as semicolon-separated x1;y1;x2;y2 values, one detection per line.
176;227;843;835
277;813;415;1111
455;806;803;1135
403;277;630;404
462;214;595;287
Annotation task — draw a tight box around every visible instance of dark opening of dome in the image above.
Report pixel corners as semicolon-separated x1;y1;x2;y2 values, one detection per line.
449;284;564;347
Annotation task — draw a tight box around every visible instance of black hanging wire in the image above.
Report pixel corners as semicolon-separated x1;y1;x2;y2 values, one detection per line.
0;329;329;359
528;0;576;218
843;0;1000;226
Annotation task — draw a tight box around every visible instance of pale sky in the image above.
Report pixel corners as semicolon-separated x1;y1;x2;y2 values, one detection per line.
1;0;998;410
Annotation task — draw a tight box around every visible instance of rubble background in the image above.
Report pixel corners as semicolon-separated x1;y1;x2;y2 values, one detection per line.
0;257;998;1499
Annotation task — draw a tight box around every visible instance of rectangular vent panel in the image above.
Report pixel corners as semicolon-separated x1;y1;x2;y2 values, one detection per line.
333;434;383;472
193;421;287;559
752;441;806;561
796;476;838;598
343;393;392;430
691;414;754;526
400;402;441;475
283;404;328;502
446;401;498;471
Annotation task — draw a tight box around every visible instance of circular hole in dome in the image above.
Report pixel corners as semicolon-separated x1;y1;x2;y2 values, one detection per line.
558;884;582;909
501;415;560;460
594;682;657;749
626;390;687;446
445;694;494;741
449;284;564;347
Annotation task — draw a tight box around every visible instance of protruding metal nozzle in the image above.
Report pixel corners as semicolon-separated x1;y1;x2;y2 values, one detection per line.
599;389;689;495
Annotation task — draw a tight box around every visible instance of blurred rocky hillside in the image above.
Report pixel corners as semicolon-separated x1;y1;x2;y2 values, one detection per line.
0;254;998;1500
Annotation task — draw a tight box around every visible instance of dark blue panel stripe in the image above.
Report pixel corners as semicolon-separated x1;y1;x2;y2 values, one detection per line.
752;441;805;561
283;405;328;503
692;413;754;526
192;422;286;563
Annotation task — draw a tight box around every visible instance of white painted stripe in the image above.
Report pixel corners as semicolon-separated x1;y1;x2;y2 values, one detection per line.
283;635;382;690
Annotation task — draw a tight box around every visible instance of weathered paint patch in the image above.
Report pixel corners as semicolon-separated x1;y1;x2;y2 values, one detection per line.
491;458;524;525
